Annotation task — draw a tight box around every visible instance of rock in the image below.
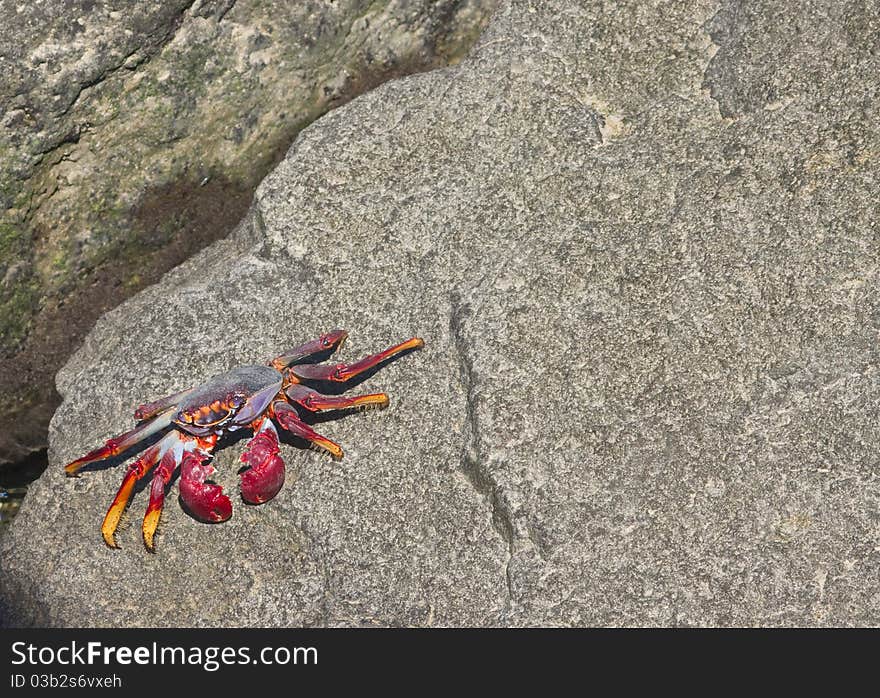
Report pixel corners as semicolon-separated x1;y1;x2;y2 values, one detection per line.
0;0;497;465
2;0;879;626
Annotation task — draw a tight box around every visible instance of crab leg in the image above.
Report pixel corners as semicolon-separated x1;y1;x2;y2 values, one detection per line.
100;430;178;548
141;446;181;551
271;400;344;460
285;383;389;412
65;410;174;475
239;419;285;504
270;329;349;371
289;337;424;383
134;387;195;421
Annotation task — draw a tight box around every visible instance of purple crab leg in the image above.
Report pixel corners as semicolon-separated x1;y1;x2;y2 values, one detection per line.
289;337;424;383
285;383;389;412
239;419;285;504
133;386;196;421
64;410;174;476
271;400;344;460
269;329;349;370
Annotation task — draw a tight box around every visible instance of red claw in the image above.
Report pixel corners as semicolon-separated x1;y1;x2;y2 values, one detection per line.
240;428;285;504
178;452;232;522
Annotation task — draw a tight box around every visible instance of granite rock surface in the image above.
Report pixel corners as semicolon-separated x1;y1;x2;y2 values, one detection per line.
2;0;879;626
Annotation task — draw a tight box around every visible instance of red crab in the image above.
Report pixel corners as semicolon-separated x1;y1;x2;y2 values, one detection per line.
64;331;423;551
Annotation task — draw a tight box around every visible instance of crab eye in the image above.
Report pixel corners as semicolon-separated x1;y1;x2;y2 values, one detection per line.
321;336;332;347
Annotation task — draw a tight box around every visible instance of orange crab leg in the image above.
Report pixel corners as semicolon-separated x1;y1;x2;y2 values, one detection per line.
64;411;174;475
141;449;178;551
271;400;343;459
102;469;145;548
284;384;389;412
100;432;176;547
289;337;424;383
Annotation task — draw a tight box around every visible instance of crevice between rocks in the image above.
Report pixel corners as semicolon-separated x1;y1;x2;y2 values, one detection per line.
449;290;516;605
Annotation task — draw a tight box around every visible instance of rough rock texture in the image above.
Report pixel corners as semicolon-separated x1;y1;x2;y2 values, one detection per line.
0;0;496;465
2;0;880;626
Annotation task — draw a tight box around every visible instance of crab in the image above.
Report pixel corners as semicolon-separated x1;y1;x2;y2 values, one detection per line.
64;330;424;551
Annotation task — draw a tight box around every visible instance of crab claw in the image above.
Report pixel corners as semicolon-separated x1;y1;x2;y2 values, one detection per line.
178;452;232;523
240;426;285;504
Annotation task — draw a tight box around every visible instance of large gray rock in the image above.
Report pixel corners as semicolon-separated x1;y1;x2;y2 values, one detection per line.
0;0;496;465
2;0;879;626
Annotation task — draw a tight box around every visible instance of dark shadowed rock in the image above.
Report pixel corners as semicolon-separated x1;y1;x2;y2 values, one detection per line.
2;0;879;626
0;0;497;465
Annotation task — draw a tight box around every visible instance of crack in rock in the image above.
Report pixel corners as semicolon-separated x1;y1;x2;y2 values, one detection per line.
449;290;517;604
63;0;199;118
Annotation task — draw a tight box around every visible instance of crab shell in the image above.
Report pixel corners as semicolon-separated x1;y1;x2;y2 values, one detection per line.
175;365;282;436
